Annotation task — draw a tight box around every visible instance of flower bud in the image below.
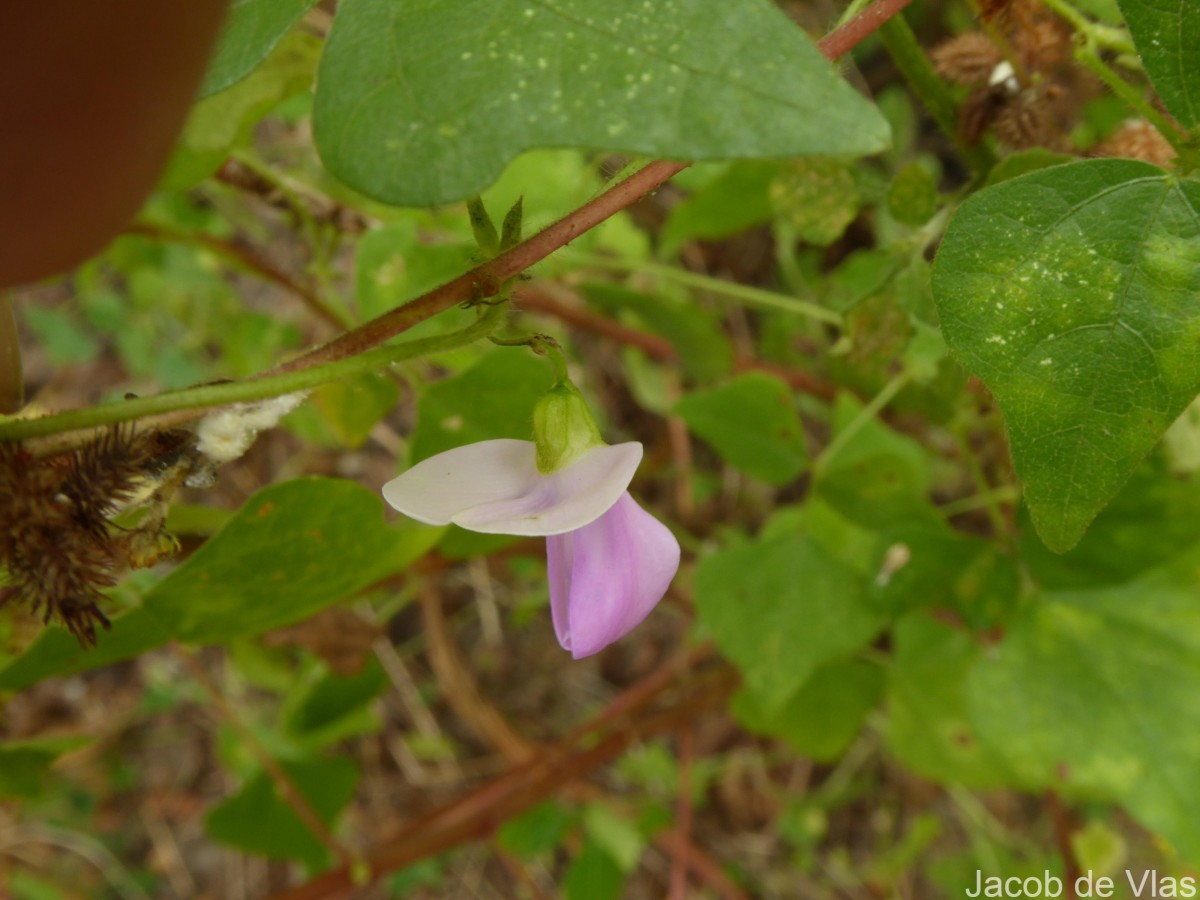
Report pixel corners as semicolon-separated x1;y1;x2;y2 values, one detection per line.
532;380;603;474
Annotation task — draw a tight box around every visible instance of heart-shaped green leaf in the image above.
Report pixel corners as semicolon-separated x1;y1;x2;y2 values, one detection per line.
932;159;1200;551
313;0;890;206
1117;0;1200;129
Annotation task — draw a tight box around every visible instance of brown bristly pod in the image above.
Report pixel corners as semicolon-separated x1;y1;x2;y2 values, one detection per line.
0;424;199;647
958;85;1012;146
1092;119;1176;167
0;438;115;645
932;32;1005;87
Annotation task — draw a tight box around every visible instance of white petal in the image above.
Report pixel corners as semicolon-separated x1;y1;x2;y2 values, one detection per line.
382;439;539;526
383;439;642;536
457;441;642;535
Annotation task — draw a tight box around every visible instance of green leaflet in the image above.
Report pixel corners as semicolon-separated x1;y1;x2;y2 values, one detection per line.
932;159;1200;551
201;0;319;96
694;532;883;713
206;756;359;870
732;658;883;761
0;737;91;799
1117;0;1200;129
674;372;807;485
163;30;320;189
312;0;890;206
886;615;1015;788
969;543;1200;860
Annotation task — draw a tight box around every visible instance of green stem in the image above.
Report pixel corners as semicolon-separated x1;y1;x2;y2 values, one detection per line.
834;0;876;29
877;15;996;176
950;424;1010;537
230;149;331;239
1038;0;1136;56
0;304;505;443
490;332;570;381
938;485;1021;518
537;338;570;382
563;250;843;326
1075;42;1189;155
814;371;910;473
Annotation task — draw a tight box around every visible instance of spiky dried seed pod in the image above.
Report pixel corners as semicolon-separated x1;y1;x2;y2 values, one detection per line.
932;32;1005;87
993;83;1069;150
958;86;1010;146
1093;119;1176;167
993;91;1052;149
59;425;150;536
0;425;195;646
1014;13;1073;69
1;535;114;646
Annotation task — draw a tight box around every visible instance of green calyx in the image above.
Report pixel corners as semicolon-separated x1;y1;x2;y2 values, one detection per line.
532;380;604;474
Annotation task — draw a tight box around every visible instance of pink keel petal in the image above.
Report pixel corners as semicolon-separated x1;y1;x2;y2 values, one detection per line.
547;492;680;659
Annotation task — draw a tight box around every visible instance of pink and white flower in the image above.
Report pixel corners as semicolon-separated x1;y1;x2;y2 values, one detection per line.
383;437;678;658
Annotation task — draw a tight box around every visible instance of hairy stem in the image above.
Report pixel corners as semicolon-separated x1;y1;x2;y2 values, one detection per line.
1039;0;1136;57
1075;42;1190;155
279;159;689;373
0;303;504;446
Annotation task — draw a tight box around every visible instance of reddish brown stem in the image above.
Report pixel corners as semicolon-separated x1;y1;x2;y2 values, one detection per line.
656;831;749;900
274;160;689;374
668;726;695;900
268;666;736;900
516;283;676;357
817;0;915;59
1047;791;1080;898
274;0;914;371
248;1;914;895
